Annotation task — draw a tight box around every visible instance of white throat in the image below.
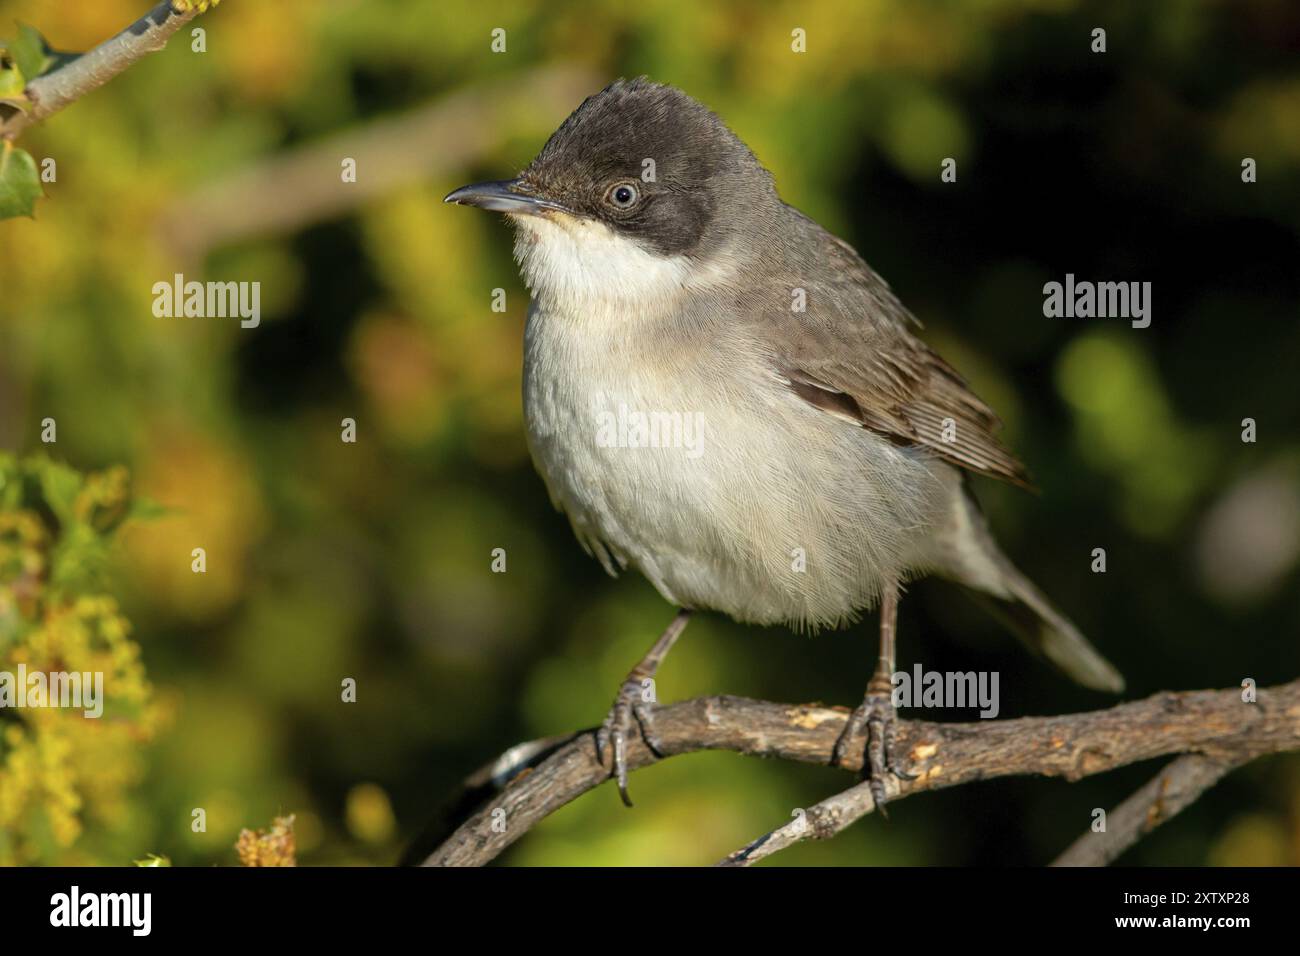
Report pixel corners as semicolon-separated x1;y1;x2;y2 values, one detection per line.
511;214;717;324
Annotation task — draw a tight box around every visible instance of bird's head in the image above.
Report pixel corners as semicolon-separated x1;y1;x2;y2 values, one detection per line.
445;78;777;314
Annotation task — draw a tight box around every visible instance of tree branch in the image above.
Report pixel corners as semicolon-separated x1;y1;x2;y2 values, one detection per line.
718;777;877;866
418;679;1300;866
3;1;202;141
1049;752;1252;867
156;66;600;261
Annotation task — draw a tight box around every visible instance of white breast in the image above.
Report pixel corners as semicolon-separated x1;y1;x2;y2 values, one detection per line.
514;215;948;631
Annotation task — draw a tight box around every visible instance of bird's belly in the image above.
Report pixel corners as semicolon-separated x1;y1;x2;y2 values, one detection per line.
523;304;946;631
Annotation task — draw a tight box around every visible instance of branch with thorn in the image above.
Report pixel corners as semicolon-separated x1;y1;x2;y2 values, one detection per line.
411;678;1300;867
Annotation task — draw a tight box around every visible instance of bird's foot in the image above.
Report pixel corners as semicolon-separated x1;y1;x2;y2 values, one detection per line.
595;675;659;807
832;689;916;816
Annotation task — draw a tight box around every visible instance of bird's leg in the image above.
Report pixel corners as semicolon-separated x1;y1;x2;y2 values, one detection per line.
832;578;915;813
596;608;692;807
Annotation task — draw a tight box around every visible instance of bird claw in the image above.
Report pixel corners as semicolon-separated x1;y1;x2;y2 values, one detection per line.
833;691;914;814
595;676;659;807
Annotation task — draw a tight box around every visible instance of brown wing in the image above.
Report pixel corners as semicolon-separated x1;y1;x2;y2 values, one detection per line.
772;214;1033;489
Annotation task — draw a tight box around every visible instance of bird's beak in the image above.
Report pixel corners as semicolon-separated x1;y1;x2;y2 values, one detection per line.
443;178;569;217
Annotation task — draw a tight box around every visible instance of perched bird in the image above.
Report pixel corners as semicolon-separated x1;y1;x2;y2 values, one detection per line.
446;78;1123;808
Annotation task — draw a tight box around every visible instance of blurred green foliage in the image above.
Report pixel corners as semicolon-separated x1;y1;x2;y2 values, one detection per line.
0;0;1297;866
0;454;162;864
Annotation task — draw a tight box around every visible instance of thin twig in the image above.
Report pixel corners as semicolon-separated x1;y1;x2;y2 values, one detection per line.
1049;752;1252;867
3;2;201;141
418;679;1300;866
719;777;879;866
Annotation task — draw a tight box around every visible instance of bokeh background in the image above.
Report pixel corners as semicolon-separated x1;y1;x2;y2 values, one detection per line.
1;0;1298;866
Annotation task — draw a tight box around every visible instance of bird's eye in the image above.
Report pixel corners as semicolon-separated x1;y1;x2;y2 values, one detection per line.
606;182;640;209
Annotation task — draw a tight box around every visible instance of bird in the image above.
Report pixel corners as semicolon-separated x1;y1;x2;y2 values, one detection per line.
445;77;1123;810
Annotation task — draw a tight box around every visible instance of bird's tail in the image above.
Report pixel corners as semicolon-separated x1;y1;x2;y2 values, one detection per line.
943;482;1124;693
966;558;1124;693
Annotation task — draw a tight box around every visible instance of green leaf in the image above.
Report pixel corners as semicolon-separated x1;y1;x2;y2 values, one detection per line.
9;24;52;83
0;141;41;219
35;456;83;525
0;47;26;103
127;496;173;522
49;524;110;596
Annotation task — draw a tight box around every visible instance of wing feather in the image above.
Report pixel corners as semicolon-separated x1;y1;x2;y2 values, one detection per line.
770;210;1033;489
